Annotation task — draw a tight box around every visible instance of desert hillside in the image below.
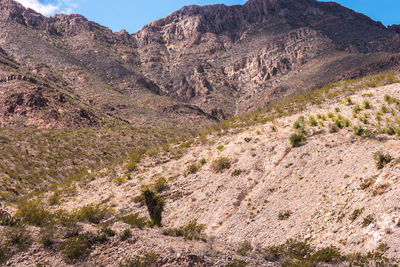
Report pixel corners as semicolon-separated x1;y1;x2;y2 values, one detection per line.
1;0;400;266
1;72;400;266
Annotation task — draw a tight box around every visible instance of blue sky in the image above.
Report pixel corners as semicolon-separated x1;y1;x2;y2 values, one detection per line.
15;0;399;33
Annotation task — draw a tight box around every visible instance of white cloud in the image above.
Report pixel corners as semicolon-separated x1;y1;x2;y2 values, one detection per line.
15;0;78;16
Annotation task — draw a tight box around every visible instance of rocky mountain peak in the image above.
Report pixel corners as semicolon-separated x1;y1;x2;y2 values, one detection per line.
388;24;400;34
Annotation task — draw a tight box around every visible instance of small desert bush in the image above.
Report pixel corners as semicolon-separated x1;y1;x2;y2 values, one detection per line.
225;259;248;267
354;126;373;138
153;177;168;193
264;238;396;265
362;215;374;227
237;240;252;255
73;204;112;224
48;193;62;206
59;233;95;262
231;169;244;176
186;163;200;174
4;226;31;249
163;220;206;242
363;100;372;109
278;210;293;220
0;244;8;264
350;208;365;222
96;227;115;243
289;133;306;148
293;116;305;129
15;200;52;226
38;225;57;248
360;176;376;190
114;174;131;186
124;161;138;172
120;228;132;241
119;213;147;229
309;115;317;126
120;252;159;267
0;213;19;227
210;157;231;173
374;151;392;169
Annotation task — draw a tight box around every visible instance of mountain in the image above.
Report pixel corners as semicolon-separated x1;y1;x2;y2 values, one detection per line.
0;0;399;128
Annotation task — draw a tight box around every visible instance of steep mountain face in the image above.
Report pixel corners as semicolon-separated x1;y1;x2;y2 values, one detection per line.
0;0;399;128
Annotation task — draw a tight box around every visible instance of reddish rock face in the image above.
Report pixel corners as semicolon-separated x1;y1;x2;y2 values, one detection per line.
0;0;399;128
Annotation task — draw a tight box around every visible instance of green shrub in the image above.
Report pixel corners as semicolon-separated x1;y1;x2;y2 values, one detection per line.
48;193;62;206
353;105;361;114
124;161;138;172
153;177;168;193
386;127;396;135
309;116;317;126
237;240;252;255
142;189;164;227
354;126;373;138
120;228;132;241
210;157;231;173
278;210;292;220
4;226;31;249
264;239;312;262
38;225;56;248
308;247;343;263
0;213;19;226
263;238;396;265
60;233;94;262
289;133;306;148
15;200;52;226
360;176;376;190
293;117;305;129
120;252;159;267
363;101;372;109
217;145;225;151
374;151;392;169
346;97;353;105
231;169;244;176
0;243;8;263
350;208;365;222
73;204;112;224
187;164;200;174
225;259;248;267
114;175;130;186
163;220;206;242
120;213;147;229
199;158;207;165
362;215;374;227
96;227;115;243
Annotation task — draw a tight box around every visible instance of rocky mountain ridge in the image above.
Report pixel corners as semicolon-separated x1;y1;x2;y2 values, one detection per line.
0;0;399;127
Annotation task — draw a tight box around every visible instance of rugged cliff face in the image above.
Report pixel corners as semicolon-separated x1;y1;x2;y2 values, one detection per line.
0;0;399;127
